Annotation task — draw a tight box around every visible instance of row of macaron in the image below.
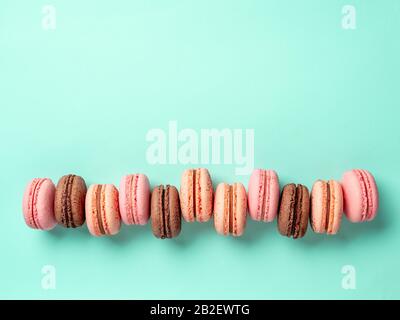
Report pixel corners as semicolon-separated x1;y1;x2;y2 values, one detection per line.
22;168;379;239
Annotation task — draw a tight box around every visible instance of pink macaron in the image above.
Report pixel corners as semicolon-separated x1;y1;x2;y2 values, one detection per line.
214;182;247;236
248;169;280;222
119;174;150;225
22;178;57;230
341;169;379;222
85;184;121;236
311;180;343;234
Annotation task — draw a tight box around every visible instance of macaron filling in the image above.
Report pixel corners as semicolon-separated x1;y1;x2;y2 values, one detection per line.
359;169;374;220
192;170;198;219
124;174;139;225
31;178;45;229
354;169;370;221
223;184;235;235
226;184;239;236
131;175;139;224
284;186;296;237
291;186;301;237
325;181;331;233
61;175;75;228
28;179;39;229
95;185;106;235
257;170;271;221
191;169;202;220
286;184;307;239
263;171;271;221
158;185;171;239
229;185;234;234
326;180;340;234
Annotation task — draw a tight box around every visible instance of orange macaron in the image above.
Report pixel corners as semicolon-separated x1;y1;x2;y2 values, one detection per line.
85;184;121;236
213;182;247;236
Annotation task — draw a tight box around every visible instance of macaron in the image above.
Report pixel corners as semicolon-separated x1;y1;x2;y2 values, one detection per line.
119;174;150;225
248;169;280;222
22;178;57;230
180;168;213;222
151;185;181;239
214;183;247;236
54;174;87;228
310;180;343;234
85;184;121;236
341;169;379;222
278;184;310;239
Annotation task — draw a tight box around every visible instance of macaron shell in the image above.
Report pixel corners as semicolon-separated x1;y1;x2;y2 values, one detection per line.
266;171;280;222
213;183;227;235
360;170;379;221
327;180;343;234
118;175;131;225
135;174;150;225
180;169;194;222
233;183;247;237
103;184;121;235
86;184;105;236
342;169;379;222
294;185;310;239
23;179;38;228
198;168;213;222
166;185;181;238
278;184;296;237
310;180;327;234
151;185;164;238
85;184;98;236
248;169;279;222
23;178;56;230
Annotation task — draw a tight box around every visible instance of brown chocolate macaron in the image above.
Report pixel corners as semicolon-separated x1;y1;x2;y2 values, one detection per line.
277;183;310;239
54;174;87;228
151;185;181;239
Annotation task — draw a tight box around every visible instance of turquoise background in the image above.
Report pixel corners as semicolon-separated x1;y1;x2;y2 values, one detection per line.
1;0;399;299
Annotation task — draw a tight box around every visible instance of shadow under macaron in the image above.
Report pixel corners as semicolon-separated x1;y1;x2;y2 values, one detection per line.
173;220;216;247
43;222;92;243
236;218;276;244
297;208;388;248
42;175;390;246
107;223;152;245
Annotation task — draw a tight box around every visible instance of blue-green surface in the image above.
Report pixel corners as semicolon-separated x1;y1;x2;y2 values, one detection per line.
1;0;399;299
